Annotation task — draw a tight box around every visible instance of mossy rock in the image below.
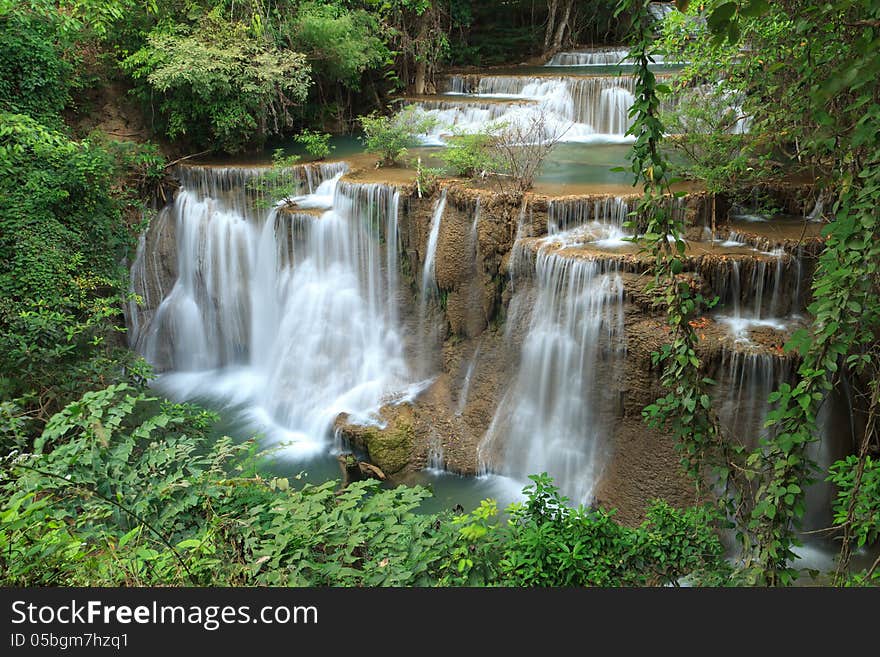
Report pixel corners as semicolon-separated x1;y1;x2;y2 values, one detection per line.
334;404;416;476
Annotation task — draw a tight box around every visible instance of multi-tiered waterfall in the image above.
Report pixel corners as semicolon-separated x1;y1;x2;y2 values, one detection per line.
478;197;631;505
419;73;639;142
127;43;845;533
130;164;410;456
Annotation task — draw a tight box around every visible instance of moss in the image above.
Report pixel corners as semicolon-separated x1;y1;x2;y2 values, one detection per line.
363;408;415;475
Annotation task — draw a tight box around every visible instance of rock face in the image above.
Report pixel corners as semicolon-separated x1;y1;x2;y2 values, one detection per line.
391;179;826;523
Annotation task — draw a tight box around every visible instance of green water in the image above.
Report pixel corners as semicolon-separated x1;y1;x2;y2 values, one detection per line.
538;143;635;187
194;133;662;189
207;404;525;516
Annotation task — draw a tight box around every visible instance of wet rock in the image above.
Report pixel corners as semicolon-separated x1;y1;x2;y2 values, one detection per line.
335;405;417;476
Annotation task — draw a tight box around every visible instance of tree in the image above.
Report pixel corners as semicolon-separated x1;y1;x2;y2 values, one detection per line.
122;15;311;152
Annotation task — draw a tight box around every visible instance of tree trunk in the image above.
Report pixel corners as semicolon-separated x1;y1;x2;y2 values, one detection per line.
411;10;432;95
551;0;573;52
544;0;558;54
414;59;427;96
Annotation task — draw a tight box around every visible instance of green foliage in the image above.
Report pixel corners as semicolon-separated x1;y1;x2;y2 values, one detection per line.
122;15;312;152
290;2;389;90
615;0;756;583
359;105;437;167
2;386;733;587
0;5;75;126
445;474;728;586
414;157;444;197
828;456;880;553
246;148;304;206
0;385;458;586
0;112;162;437
635;0;880;585
0;112;130;303
437;129;499;178
295;129;334;160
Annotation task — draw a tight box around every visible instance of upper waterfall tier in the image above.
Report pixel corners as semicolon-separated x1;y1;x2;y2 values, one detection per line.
545;48;676;67
410;72;669;142
547;48;631;66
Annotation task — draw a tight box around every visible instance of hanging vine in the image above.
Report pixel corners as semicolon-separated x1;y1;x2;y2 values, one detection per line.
622;0;880;585
615;0;750;546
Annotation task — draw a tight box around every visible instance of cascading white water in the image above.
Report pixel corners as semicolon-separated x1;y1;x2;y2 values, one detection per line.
131;163;409;456
456;346;481;416
547;196;631;233
547;49;630;66
546;49;671;67
416;190;448;375
546;196;633;249
420;75;639;142
421;190;447;299
479;251;625;505
715;350;794;443
715;254;792;339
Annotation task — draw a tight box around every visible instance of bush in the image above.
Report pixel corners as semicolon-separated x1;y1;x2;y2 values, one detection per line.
437;129;500;178
359;105;438;167
246;148;303;206
0;7;75;126
445;473;729;586
0;385;458;586
490;113;563;191
1;391;733;587
295;129;334;160
0;113;161;433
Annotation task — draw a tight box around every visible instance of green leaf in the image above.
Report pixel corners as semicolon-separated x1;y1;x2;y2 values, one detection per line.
707;2;737;33
740;0;769;18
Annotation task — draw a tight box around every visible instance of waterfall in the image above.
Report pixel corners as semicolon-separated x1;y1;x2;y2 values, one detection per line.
715;350;794;444
132;163;409;455
547;196;631;233
421;75;642;142
547;49;630;66
546;49;671;67
546;196;633;249
426;432;446;472
421;190;447;299
416;190;448;374
456;346;481;416
712;252;795;340
479;251;625;505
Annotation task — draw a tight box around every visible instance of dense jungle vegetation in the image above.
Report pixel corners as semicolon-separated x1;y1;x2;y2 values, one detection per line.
1;0;878;586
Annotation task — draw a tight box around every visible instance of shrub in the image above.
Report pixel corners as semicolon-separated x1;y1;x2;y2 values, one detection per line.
445;473;729;586
246;148;303;206
0;385;458;586
0;114;161;433
437;129;500;178
359;105;438;167
0;6;74;126
295;129;334;160
490;112;564;191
